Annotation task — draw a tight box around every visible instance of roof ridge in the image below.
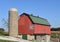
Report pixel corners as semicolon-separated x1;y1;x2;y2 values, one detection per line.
21;13;48;22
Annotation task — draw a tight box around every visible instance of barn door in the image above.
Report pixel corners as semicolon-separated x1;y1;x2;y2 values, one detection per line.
22;34;27;40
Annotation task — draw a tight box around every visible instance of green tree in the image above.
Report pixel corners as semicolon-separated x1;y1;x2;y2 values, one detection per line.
0;28;5;33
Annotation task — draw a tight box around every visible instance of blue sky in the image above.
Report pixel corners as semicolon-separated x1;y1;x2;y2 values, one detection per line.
0;0;60;31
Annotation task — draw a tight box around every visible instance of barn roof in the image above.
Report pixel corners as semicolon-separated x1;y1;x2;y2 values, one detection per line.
29;15;50;26
21;13;50;26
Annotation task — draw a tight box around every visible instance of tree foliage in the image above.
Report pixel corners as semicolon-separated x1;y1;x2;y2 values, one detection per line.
51;27;60;31
0;28;5;33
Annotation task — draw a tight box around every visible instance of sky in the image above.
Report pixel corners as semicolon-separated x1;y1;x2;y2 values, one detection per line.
0;0;60;31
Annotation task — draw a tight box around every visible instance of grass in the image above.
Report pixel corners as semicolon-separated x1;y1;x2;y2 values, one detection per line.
0;40;16;42
0;32;9;36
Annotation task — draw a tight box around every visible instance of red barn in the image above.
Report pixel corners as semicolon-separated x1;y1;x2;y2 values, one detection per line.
18;13;50;41
18;13;50;35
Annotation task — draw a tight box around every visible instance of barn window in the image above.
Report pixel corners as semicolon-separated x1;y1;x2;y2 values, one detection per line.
29;24;34;30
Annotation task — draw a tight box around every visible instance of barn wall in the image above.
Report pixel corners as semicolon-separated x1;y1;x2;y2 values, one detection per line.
36;35;50;42
34;24;50;34
45;35;50;42
27;35;34;40
18;15;34;34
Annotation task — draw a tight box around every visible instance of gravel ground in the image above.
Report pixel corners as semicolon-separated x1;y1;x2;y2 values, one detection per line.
0;36;31;42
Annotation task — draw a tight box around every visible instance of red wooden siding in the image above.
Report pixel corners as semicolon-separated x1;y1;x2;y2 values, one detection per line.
18;15;34;34
34;24;50;34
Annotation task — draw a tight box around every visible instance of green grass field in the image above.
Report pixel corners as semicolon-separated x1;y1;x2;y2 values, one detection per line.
0;40;16;42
